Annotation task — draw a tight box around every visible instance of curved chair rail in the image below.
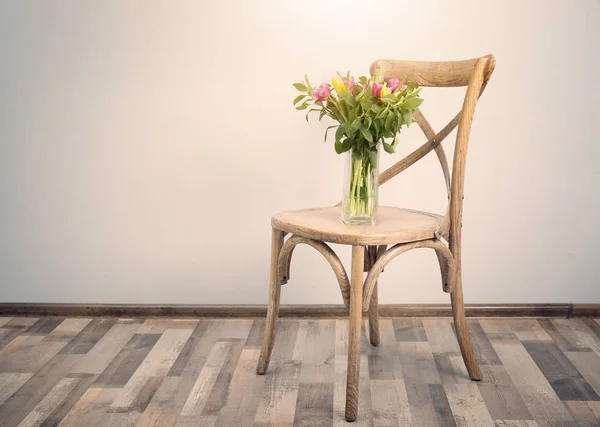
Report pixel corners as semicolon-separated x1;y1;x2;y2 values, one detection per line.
278;234;351;308
362;239;455;311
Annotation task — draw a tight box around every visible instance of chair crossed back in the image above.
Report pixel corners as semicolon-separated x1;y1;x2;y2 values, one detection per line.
370;55;495;248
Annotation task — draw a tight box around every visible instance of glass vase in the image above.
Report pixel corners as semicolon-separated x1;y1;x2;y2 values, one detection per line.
342;144;380;225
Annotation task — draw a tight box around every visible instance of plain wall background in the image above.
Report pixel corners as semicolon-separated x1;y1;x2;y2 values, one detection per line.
1;0;599;304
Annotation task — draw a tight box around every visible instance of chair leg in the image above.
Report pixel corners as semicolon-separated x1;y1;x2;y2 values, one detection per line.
345;245;364;422
368;282;380;346
451;270;482;381
256;228;285;375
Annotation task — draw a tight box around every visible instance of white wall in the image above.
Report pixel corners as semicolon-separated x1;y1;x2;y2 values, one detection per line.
1;0;599;304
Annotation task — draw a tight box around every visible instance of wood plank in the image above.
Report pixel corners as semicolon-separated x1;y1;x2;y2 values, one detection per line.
444;383;494;426
179;340;232;417
294;382;334;427
214;348;266;425
16;377;79;427
57;387;119;427
0;326;31;351
167;320;212;378
0;352;83;427
23;318;65;336
254;360;301;426
46;319;93;339
292;320;308;360
135;319;199;334
134;376;195;427
580;318;600;340
0;317;12;327
434;352;470;383
467;320;502;365
204;319;253;340
557;319;600;356
369;380;412;426
269;319;300;363
94;333;161;387
5;318;39;327
565;401;600;426
70;322;141;374
566;351;600;396
522;340;600;401
110;376;151;412
537;319;585;352
550;319;592;351
491;339;574;423
397;342;442;384
0;373;33;406
59;319;117;354
477;365;532;421
494;422;538;427
478;319;512;335
505;319;552;341
299;320;335;383
393;318;427;342
406;383;457;426
0;335;67;373
244;319;266;348
38;374;96;427
130;329;193;377
423;319;460;353
202;339;244;416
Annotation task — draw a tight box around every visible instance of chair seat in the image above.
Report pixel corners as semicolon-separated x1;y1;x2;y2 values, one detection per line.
271;206;443;246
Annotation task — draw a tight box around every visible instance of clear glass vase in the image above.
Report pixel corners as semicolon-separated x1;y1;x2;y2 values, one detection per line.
342;144;380;225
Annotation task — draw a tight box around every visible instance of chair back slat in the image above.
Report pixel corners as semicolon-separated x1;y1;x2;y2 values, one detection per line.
372;55;495;242
370;55;494;87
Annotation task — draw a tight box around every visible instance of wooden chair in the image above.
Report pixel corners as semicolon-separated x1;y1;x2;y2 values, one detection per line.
256;55;496;422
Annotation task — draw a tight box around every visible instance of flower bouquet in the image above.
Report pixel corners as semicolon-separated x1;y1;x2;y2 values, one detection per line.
293;72;423;225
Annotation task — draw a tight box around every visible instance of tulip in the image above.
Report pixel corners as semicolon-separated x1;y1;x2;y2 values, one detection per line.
342;76;355;92
387;78;401;93
380;85;391;97
332;75;346;94
371;82;383;97
313;82;331;101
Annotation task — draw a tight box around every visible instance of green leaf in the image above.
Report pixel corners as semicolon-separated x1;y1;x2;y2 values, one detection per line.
359;126;373;143
293;94;307;105
358;76;368;85
335;124;346;142
341;137;354;152
324;125;338;141
296;102;310;110
293;83;307;92
371;104;381;114
383;142;395;154
304;74;311;89
319;109;327;121
334;138;353;154
403;110;413;127
385;112;396;130
340;92;357;107
403;97;423;109
334;141;343;154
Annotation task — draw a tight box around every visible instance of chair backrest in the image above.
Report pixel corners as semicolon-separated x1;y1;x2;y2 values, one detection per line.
370;55;495;250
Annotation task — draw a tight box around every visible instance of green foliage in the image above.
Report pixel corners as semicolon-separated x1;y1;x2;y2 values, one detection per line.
293;72;424;155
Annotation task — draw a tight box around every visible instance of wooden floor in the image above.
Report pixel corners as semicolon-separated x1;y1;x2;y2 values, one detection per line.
0;317;599;426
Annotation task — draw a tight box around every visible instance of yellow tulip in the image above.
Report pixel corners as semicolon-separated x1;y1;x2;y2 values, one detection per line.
380;85;391;97
332;75;346;94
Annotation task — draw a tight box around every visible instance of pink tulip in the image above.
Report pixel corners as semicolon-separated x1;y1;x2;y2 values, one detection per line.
342;77;355;91
372;82;383;97
313;82;331;101
387;78;401;93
